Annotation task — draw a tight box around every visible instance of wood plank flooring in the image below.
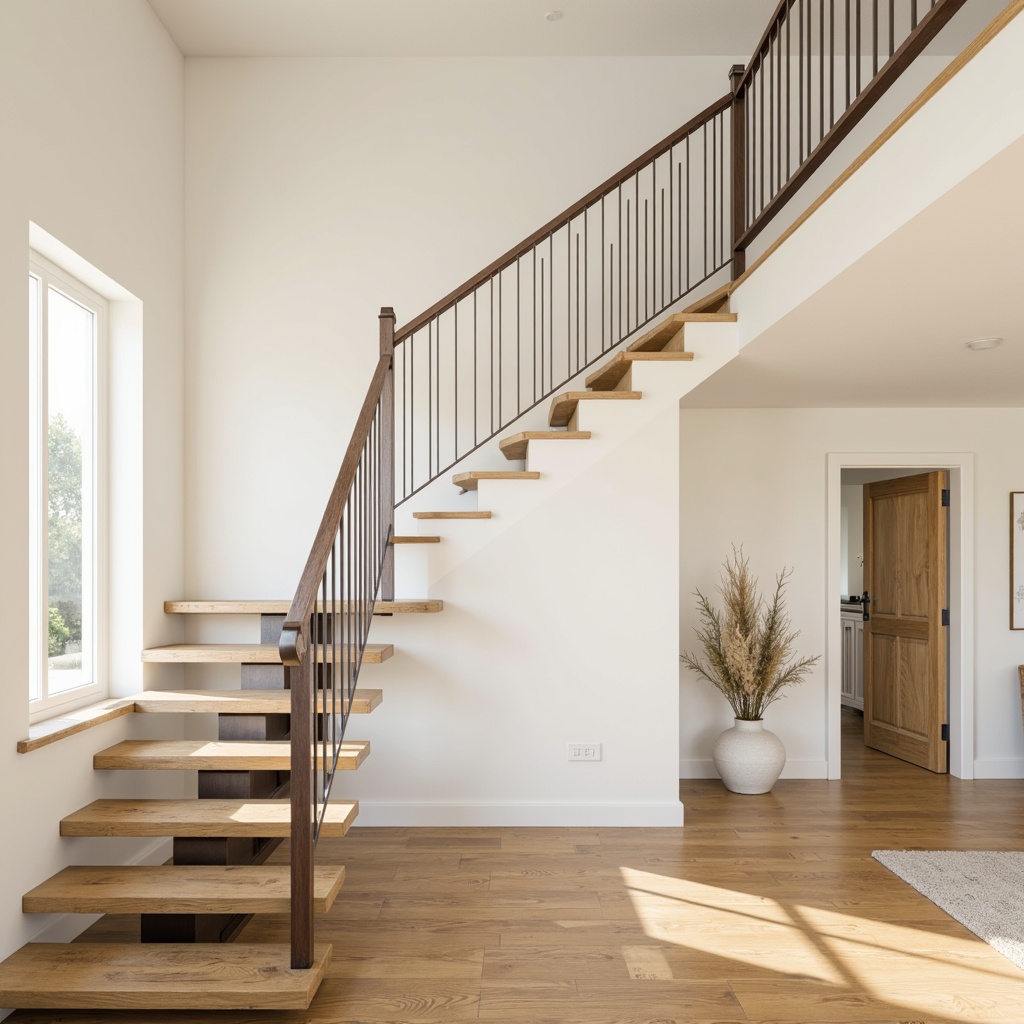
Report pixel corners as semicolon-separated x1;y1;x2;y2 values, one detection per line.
14;711;1024;1023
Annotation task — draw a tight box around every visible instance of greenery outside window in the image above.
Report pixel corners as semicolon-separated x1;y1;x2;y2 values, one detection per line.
29;254;107;718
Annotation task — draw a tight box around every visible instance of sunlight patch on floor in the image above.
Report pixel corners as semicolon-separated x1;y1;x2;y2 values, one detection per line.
621;866;1024;1022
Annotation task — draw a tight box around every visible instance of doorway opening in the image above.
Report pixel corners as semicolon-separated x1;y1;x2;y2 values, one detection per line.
826;453;974;781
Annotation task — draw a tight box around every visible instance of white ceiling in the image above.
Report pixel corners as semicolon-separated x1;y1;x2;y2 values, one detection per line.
145;0;1001;58
681;131;1024;409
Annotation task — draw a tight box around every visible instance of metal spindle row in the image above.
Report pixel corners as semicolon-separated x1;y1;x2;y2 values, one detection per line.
393;105;731;504
737;0;950;244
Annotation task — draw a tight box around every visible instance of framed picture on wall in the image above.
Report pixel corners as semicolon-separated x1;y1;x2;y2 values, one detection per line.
1013;492;1024;629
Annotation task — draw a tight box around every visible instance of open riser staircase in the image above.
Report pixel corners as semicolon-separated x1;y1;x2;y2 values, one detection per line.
0;0;991;1011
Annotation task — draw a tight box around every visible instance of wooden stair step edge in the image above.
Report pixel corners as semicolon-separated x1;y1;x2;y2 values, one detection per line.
23;863;345;916
584;350;694;392
548;390;642;428
498;430;591;462
625;311;738;353
411;510;493;520
0;942;331;1010
164;599;442;614
393;534;440;544
132;687;382;715
60;798;358;838
452;471;540;492
140;642;393;664
93;739;370;771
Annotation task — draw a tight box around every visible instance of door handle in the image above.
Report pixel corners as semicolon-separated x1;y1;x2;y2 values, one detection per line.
862;591;871;622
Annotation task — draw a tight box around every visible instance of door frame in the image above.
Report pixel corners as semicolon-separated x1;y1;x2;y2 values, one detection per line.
826;452;974;780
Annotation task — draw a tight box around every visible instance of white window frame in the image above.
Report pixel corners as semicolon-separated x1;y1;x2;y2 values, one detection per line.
29;253;109;721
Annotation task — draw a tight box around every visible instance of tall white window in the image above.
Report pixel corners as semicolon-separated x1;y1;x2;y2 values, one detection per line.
29;255;107;717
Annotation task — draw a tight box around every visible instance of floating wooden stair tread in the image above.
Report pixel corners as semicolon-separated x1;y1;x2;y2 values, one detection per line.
93;739;370;771
625;311;737;352
453;471;540;492
0;942;331;1010
131;687;382;715
584;350;694;391
499;430;591;461
412;510;492;520
141;642;393;664
548;390;641;427
164;599;442;614
23;864;345;915
61;798;358;838
393;535;440;544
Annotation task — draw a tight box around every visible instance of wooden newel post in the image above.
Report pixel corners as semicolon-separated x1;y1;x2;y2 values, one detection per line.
729;63;747;279
285;644;314;970
379;307;396;602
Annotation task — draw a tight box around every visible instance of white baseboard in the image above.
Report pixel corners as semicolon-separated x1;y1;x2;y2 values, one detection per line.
679;759;828;780
973;758;1024;779
352;801;685;827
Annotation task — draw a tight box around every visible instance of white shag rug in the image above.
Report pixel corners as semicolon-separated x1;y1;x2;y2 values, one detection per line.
873;850;1024;971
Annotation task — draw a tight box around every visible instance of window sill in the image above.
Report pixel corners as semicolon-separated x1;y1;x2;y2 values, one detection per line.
18;697;136;753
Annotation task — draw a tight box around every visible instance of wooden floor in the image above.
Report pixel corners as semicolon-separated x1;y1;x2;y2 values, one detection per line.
14;710;1024;1023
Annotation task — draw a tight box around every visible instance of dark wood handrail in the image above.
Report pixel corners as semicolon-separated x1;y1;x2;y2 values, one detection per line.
279;350;393;659
393;92;732;343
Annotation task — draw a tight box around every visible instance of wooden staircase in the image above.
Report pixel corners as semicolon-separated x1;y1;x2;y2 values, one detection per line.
0;598;441;1010
413;309;735;517
1;302;731;1013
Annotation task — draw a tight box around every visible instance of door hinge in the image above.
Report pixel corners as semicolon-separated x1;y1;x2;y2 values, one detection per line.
941;488;950;507
941;723;949;741
941;609;950;626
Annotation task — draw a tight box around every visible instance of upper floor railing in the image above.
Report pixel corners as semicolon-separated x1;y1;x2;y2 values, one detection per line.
731;0;968;271
282;0;973;970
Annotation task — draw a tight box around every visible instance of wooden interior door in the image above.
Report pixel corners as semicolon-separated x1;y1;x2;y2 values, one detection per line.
862;471;948;773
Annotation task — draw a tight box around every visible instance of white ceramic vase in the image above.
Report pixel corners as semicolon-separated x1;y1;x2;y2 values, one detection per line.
712;718;786;794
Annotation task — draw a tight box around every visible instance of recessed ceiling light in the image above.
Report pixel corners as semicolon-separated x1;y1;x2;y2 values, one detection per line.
545;11;564;21
965;337;1003;351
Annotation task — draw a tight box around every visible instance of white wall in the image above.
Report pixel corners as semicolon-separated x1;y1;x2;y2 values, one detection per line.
678;408;1024;779
182;55;742;602
0;0;185;967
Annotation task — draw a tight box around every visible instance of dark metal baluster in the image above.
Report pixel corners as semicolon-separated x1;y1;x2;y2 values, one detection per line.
787;5;792;180
820;0;825;143
643;198;648;322
856;0;862;96
799;0;804;163
427;319;433;480
872;0;879;76
498;271;503;428
768;31;775;201
489;277;494;433
703;120;709;279
575;231;580;373
453;301;458;462
516;258;521;416
473;291;478;446
911;0;919;30
601;196;606;350
626;198;631;333
830;0;836;129
618;186;622;342
540;256;546;395
685;136;690;290
888;0;894;58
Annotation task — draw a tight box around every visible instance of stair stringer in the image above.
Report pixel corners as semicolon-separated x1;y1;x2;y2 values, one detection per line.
344;322;738;827
394;320;739;592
